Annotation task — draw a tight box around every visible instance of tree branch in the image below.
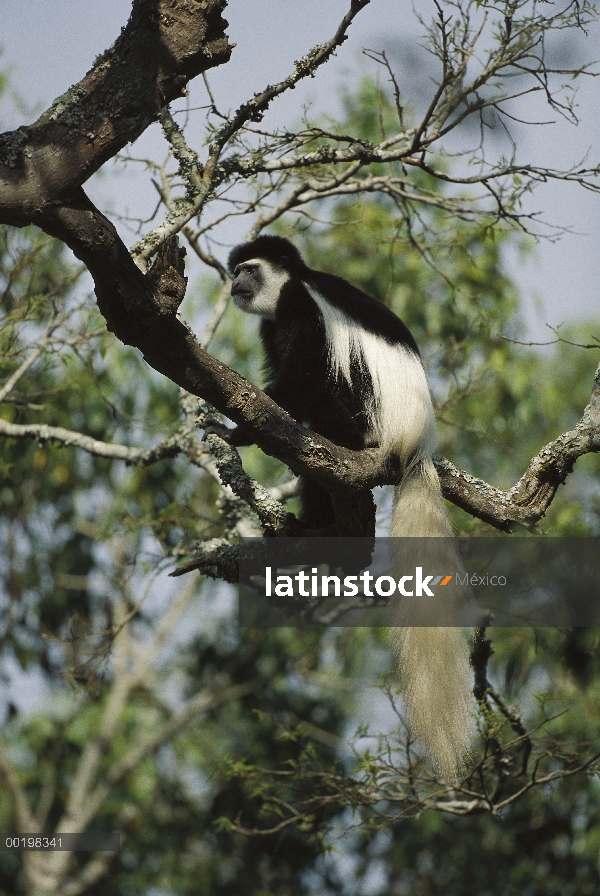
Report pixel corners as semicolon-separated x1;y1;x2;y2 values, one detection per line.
437;360;600;529
1;0;597;542
130;0;371;264
0;738;38;832
0;0;231;222
0;417;189;464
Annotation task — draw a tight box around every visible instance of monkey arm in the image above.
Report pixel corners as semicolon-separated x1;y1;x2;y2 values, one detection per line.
208;387;364;451
202;421;253;446
261;315;367;451
267;377;366;451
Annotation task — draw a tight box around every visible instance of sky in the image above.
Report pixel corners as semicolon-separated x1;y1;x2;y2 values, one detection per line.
1;0;600;340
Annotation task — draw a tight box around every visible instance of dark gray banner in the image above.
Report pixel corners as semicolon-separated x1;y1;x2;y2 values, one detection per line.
1;832;121;851
238;537;600;627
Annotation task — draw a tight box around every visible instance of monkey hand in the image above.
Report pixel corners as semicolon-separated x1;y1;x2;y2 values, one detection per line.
202;422;253;448
201;421;234;443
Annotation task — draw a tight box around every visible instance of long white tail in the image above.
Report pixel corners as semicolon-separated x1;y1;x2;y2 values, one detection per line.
389;457;473;783
306;283;473;781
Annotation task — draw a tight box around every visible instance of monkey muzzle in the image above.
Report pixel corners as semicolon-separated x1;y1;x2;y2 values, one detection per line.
230;280;252;309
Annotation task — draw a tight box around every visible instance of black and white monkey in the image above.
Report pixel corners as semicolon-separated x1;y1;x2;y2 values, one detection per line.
227;235;437;531
225;235;473;780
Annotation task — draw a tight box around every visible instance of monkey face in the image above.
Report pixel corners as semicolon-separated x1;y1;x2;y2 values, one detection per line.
230;258;289;319
231;261;261;304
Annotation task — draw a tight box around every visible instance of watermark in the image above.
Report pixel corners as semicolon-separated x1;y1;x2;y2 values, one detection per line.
239;537;600;627
455;573;507;588
265;566;456;598
1;833;121;851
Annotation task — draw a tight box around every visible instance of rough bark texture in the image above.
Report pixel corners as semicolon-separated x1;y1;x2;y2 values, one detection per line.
0;0;231;222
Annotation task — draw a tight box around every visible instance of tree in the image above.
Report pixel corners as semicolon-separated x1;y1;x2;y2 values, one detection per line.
1;2;600;895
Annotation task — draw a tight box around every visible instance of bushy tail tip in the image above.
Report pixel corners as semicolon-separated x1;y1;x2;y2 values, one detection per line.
389;457;473;783
390;625;473;783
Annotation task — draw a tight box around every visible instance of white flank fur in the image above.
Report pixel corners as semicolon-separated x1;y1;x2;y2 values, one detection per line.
305;284;436;463
306;283;473;783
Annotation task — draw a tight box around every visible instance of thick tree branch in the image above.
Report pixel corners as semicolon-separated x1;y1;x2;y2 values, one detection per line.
0;0;231;222
0;0;385;520
14;193;392;502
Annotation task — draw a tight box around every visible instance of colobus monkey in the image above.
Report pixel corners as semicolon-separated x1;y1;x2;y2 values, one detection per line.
226;235;472;781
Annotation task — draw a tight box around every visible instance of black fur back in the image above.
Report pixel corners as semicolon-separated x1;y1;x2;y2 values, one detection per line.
306;271;419;355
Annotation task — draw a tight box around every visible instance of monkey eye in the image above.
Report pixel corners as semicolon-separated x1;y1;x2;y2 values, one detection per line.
234;263;258;276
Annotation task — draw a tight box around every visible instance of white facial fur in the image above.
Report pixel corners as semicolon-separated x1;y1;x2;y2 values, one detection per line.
231;258;290;320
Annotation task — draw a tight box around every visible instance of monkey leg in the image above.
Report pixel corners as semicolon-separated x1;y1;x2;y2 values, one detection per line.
299;477;337;529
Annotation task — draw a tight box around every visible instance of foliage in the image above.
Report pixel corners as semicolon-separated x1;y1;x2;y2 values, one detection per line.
1;2;600;894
